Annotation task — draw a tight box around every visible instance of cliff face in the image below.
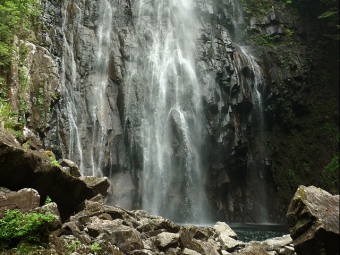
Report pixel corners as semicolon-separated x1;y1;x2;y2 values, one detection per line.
1;0;337;223
42;0;338;222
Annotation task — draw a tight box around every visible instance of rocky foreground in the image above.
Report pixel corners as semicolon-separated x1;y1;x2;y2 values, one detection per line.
1;189;295;255
0;185;338;255
0;127;339;255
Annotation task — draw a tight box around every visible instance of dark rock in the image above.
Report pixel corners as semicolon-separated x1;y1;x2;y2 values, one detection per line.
286;185;339;255
0;127;110;221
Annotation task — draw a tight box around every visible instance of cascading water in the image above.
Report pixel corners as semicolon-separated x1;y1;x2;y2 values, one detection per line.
238;46;269;222
124;0;209;223
59;3;85;173
55;0;271;223
59;0;116;177
230;0;269;221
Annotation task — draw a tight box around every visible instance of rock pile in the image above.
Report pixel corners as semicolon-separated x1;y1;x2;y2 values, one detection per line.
47;194;295;255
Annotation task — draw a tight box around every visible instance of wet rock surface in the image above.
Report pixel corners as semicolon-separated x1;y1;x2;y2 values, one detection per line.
40;0;339;224
43;0;277;223
286;185;339;255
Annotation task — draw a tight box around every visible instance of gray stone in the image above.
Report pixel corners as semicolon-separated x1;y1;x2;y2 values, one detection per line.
213;221;238;239
188;239;220;255
217;234;244;252
287;185;339;255
60;159;81;177
154;232;180;249
0;188;40;218
182;248;200;255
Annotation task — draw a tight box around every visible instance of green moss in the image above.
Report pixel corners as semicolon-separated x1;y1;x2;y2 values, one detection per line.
50;156;59;166
0;209;58;250
321;154;339;194
0;0;42;72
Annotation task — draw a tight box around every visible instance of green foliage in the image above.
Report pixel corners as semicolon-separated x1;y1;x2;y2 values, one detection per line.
45;196;52;205
0;209;58;250
0;101;16;126
321;155;340;189
241;0;274;18
283;0;339;40
250;34;272;47
324;122;337;132
288;168;301;189
0;99;24;140
0;0;42;72
66;240;81;254
321;154;339;193
318;9;338;19
91;242;101;252
16;243;39;254
49;156;59;166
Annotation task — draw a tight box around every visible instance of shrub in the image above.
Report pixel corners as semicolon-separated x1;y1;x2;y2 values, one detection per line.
0;209;58;250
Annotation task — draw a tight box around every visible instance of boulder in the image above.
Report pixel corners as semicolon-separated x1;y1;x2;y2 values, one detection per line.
236;246;269;254
188;239;220;255
79;176;110;197
213;221;243;251
182;248;200;255
0;127;110;221
217;234;244;252
59;159;81;177
0;188;40;218
286;185;339;255
32;202;62;230
154;232;180;249
247;234;293;252
213;221;238;239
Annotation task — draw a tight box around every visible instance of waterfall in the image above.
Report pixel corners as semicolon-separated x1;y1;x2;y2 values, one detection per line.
223;0;269;222
59;0;116;177
124;0;209;223
59;2;85;173
55;0;270;223
239;46;269;222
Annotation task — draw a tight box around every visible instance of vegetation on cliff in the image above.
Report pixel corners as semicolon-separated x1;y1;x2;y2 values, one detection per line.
0;0;41;71
241;0;339;214
0;0;42;141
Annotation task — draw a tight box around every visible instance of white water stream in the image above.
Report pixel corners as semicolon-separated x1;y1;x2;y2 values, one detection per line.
126;0;209;223
58;0;269;223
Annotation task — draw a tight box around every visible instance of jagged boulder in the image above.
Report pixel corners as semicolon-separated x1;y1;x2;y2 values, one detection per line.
213;221;244;251
286;185;339;255
59;159;81;177
0;188;40;218
154;232;180;249
32;202;63;230
0;127;110;221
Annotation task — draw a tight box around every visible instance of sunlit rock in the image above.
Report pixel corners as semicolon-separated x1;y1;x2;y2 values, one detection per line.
287;185;339;255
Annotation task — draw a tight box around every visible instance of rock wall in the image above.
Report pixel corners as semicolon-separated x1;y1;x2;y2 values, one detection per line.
41;0;339;223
